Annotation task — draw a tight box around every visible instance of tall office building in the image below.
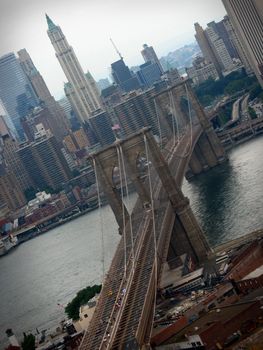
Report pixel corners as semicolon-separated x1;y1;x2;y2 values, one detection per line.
194;23;222;76
18;49;69;141
205;26;234;72
141;44;164;74
0;53;38;140
1;132;32;191
0;167;27;211
46;14;102;123
0;115;10;137
222;0;263;87
207;20;238;59
222;15;253;74
136;62;162;88
111;89;159;137
111;58;141;93
18;132;72;191
0;99;16;136
89;111;115;146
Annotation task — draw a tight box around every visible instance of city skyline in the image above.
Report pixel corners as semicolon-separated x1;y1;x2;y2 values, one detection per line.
0;0;226;98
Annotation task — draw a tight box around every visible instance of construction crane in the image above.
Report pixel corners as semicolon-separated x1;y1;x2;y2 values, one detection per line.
110;38;123;60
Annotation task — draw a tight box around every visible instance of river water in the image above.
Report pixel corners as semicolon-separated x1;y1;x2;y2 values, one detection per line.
0;136;262;347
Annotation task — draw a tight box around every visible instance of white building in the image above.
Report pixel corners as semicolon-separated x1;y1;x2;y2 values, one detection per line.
46;15;102;123
186;57;219;86
205;26;234;72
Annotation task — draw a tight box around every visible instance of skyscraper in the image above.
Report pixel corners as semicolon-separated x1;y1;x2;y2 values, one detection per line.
222;0;263;87
194;23;222;76
1;132;32;191
46;14;102;123
18;132;72;191
136;62;162;88
222;15;253;74
111;89;159;137
0;167;27;211
18;48;69;141
0;100;15;137
205;25;234;72
141;44;164;74
111;58;141;93
0;53;38;140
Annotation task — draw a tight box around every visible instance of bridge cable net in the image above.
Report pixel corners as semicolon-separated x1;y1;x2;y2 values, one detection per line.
93;143;138;350
168;90;179;148
143;134;158;342
154;98;163;149
119;145;135;267
116;146;127;278
168;83;194;159
93;158;105;280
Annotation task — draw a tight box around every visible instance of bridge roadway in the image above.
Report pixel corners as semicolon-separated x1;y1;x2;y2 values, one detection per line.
79;123;202;350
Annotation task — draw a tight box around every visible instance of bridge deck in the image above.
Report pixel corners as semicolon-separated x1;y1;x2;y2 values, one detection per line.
80;127;201;349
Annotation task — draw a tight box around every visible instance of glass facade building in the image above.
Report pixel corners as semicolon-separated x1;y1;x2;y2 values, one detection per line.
0;53;38;140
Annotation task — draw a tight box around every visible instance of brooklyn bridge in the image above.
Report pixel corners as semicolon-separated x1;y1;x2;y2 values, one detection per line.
79;80;227;350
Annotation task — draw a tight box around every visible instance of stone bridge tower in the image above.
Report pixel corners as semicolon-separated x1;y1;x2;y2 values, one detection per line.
90;127;210;264
154;79;227;179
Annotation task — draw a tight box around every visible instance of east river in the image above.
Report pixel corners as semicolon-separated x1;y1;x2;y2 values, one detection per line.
0;136;263;347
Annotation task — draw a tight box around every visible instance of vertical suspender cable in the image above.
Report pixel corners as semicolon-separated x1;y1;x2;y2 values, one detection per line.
119;145;135;268
116;145;127;279
168;90;177;147
184;83;193;157
143;133;158;337
154;98;163;149
93;157;105;280
170;90;180;145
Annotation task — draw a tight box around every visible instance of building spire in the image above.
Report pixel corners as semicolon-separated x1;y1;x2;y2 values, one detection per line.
45;14;57;31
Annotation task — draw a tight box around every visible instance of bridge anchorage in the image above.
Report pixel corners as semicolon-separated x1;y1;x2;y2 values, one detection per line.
79;80;226;350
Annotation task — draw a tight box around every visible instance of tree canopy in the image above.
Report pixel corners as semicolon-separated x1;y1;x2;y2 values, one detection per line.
65;284;102;320
194;70;257;106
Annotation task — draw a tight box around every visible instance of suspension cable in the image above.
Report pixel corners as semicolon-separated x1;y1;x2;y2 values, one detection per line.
143;133;158;338
169;83;194;159
183;82;193;158
170;89;180;144
119;145;135;268
93;157;105;280
168;90;178;148
154;98;163;149
116;145;127;279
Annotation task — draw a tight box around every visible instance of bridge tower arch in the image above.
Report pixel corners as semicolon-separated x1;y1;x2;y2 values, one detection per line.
90;128;210;263
154;79;227;178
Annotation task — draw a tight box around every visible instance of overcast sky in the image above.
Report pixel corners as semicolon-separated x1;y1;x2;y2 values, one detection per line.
0;0;226;99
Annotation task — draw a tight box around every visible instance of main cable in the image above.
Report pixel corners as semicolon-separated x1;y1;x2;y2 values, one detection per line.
93;157;105;280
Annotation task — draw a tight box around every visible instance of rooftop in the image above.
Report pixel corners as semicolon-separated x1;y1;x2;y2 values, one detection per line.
164;300;260;344
45;14;58;31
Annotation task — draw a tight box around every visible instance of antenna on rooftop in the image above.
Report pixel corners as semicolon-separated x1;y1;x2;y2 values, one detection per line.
110;38;123;60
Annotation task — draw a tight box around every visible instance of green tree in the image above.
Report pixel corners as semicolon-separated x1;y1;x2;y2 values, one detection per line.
224;79;245;95
250;83;263;100
258;91;263;102
65;284;102;320
21;333;35;350
248;106;257;119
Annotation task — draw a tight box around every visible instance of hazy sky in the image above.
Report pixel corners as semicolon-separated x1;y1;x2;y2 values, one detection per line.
0;0;226;98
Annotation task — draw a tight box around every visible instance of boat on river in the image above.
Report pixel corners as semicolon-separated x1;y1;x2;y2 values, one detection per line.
0;234;18;256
